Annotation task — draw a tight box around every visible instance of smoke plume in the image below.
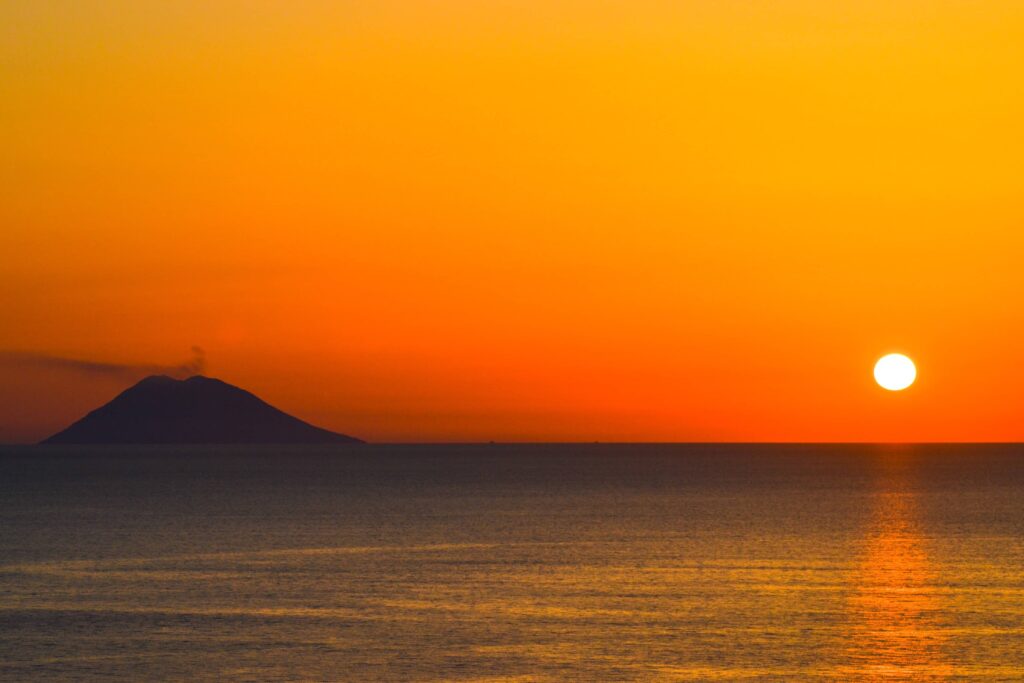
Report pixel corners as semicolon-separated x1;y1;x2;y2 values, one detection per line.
0;347;206;381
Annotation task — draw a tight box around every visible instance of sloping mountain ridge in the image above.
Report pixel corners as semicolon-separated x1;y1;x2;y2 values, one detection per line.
43;375;363;444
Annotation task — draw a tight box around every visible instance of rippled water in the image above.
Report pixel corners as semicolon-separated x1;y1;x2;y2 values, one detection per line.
2;444;1024;681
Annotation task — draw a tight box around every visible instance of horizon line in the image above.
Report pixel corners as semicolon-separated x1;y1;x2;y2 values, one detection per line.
6;440;1024;447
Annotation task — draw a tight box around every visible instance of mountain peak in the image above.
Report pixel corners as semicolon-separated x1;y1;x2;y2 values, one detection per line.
42;375;363;445
137;373;177;383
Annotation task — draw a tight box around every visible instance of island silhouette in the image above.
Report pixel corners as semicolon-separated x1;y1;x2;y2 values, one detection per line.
42;375;363;444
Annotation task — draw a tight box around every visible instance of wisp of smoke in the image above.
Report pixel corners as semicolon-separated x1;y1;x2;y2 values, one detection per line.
0;347;207;381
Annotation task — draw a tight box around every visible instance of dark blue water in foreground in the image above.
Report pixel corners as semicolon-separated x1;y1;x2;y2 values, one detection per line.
2;444;1024;681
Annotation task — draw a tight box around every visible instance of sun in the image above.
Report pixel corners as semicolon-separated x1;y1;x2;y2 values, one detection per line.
874;353;916;391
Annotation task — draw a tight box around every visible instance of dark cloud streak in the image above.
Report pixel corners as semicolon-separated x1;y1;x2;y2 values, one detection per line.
0;347;206;381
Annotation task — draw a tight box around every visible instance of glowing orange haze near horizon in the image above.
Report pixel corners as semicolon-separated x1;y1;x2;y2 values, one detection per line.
3;1;1024;443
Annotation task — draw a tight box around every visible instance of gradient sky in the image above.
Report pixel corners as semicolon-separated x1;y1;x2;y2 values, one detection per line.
3;1;1024;443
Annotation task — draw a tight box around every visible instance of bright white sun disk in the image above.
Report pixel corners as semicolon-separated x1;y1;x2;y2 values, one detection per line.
874;353;916;391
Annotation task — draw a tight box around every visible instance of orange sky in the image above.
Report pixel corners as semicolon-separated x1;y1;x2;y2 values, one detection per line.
3;1;1024;443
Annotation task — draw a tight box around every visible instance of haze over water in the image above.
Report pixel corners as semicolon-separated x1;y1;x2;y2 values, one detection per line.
2;444;1024;681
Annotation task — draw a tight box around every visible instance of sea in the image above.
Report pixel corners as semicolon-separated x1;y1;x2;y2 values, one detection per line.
2;443;1024;681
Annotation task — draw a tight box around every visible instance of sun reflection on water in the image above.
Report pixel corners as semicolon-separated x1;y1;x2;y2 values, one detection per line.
842;456;951;681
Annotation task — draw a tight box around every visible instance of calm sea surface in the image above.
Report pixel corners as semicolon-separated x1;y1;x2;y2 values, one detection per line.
2;444;1024;681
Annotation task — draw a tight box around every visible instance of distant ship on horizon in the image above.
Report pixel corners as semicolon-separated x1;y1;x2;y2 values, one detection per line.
42;374;363;445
